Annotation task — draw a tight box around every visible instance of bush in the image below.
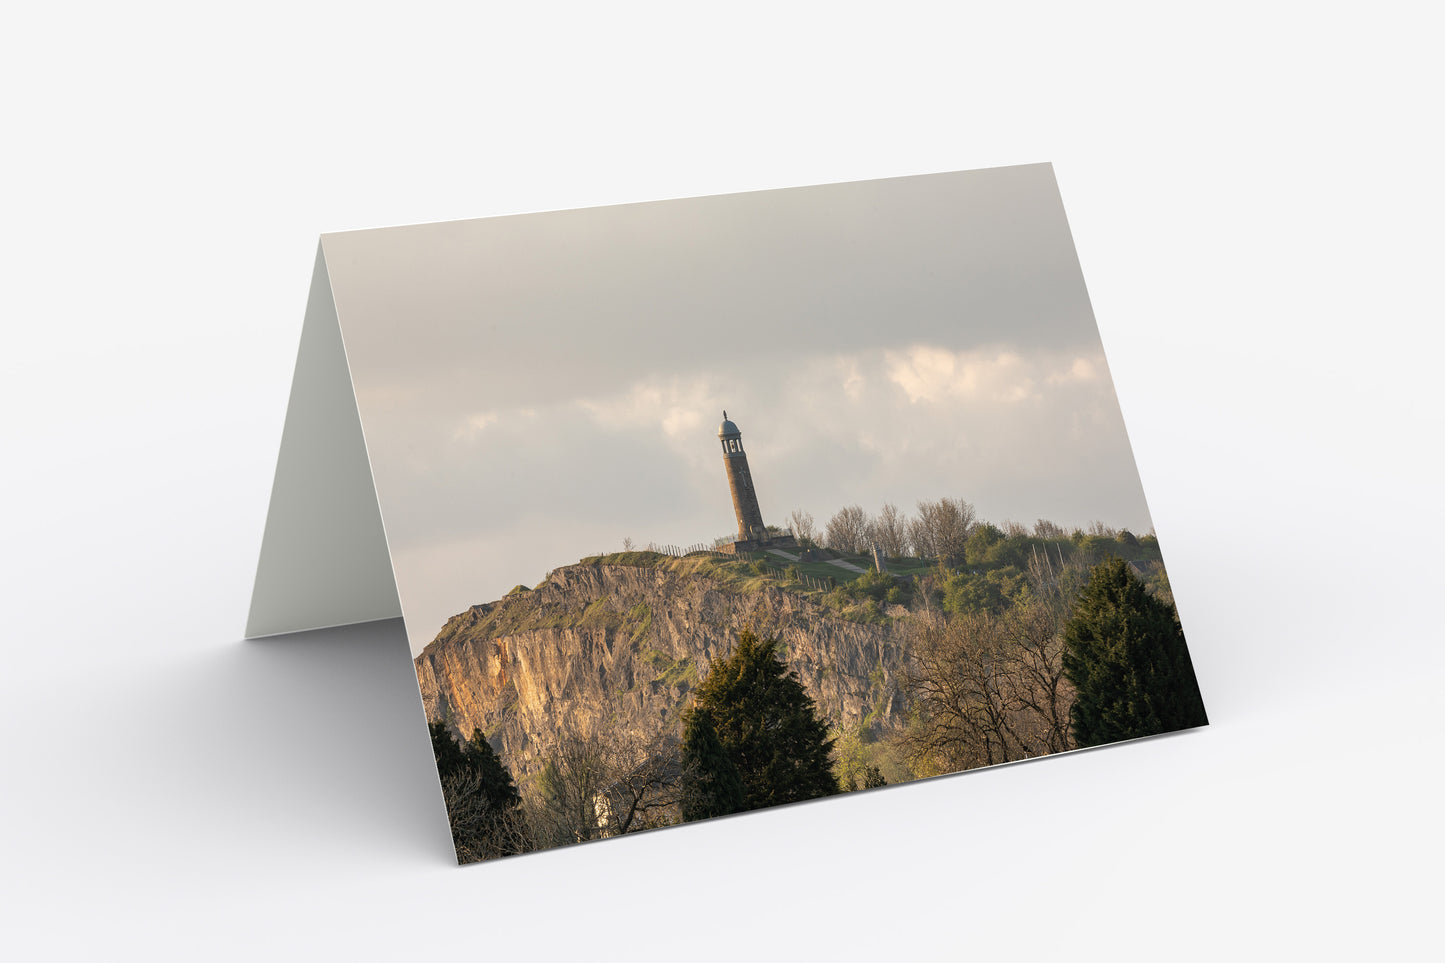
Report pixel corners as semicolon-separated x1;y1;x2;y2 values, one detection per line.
964;523;1006;566
848;568;894;602
942;566;1026;616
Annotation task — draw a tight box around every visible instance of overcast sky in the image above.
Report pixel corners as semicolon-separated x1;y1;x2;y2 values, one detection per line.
322;163;1153;655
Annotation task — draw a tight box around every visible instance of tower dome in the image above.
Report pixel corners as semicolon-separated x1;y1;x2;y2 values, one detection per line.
718;410;739;437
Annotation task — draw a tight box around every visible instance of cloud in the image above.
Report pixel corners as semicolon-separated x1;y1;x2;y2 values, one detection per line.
453;410;499;440
364;344;1141;655
388;343;1132;554
1047;356;1102;384
576;378;726;445
883;346;1106;405
884;346;1032;404
839;358;866;400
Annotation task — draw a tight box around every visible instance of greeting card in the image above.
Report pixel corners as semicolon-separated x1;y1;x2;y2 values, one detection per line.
248;164;1207;863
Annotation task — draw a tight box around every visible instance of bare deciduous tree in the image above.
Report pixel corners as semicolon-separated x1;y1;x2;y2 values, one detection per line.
910;497;976;564
874;503;909;558
899;611;1019;774
1033;518;1065;539
825;505;871;554
906;516;934;560
594;733;685;837
527;724;683;847
898;551;1087;776
788;509;818;546
1001;600;1073;756
530;729;609;846
442;770;534;862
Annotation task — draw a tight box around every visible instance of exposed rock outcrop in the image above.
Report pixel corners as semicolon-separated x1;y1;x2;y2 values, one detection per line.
414;558;909;782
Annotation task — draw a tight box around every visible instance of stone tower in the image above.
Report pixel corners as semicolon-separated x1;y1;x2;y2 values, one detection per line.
718;411;766;541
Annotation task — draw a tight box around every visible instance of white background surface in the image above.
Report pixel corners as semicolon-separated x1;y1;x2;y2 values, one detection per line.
3;3;1439;959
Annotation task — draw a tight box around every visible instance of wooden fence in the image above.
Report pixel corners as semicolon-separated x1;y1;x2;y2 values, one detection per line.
646;541;730;558
748;558;835;592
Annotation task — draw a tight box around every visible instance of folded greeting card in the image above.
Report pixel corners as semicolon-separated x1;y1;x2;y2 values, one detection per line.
248;163;1207;864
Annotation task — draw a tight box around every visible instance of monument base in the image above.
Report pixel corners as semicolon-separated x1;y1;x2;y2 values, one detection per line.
717;534;800;556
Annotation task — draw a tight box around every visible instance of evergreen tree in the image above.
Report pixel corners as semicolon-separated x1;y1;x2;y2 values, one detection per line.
679;705;745;821
1062;558;1208;747
429;721;524;860
429;719;471;774
685;630;839;812
464;727;521;810
429;722;521;811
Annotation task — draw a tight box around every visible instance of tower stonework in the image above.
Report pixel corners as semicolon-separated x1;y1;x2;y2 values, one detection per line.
718;412;765;540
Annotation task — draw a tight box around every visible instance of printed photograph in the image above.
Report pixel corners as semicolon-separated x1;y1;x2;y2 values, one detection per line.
320;163;1208;863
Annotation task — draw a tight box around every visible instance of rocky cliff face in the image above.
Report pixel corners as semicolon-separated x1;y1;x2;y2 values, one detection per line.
414;558;909;782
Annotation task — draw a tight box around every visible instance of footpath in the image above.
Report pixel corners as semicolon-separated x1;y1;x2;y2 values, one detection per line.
765;547;867;574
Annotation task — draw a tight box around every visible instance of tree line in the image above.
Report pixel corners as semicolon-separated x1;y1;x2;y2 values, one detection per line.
790;497;1158;568
433;511;1207;863
898;554;1204;776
